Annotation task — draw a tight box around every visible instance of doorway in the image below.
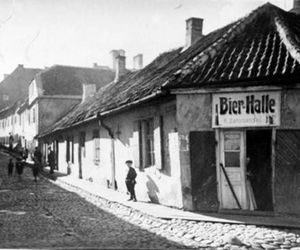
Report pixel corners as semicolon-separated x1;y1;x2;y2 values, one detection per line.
220;130;247;209
246;130;273;211
219;129;273;211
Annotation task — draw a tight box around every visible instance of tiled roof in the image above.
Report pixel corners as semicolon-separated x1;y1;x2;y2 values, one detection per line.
39;48;182;136
36;65;115;96
167;3;300;88
39;3;300;137
0;65;41;112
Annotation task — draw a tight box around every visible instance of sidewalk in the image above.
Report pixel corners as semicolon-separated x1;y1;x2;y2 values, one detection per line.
41;168;300;230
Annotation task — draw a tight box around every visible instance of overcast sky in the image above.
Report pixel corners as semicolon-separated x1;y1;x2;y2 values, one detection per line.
0;0;294;80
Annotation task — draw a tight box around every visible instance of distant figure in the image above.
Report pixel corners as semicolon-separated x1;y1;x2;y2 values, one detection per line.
32;159;39;182
246;157;257;210
24;148;29;160
48;147;55;174
9;133;14;151
33;147;42;164
15;157;24;180
8;158;14;176
125;160;137;202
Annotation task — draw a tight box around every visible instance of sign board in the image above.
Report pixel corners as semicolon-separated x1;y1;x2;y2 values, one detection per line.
212;92;281;128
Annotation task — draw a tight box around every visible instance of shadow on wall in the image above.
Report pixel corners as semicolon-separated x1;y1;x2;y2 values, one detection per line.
146;175;159;203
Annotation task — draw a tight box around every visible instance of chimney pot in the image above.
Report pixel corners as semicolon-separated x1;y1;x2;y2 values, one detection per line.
290;0;300;14
114;55;126;82
110;49;126;71
133;54;143;70
186;17;203;47
82;83;96;102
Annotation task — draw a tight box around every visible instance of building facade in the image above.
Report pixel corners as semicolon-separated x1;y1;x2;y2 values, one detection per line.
38;3;300;216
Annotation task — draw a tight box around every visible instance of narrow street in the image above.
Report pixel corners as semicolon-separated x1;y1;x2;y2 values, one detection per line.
0;152;186;249
1;151;300;249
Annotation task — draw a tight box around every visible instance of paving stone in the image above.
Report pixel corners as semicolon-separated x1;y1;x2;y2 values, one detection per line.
2;152;300;249
260;243;278;249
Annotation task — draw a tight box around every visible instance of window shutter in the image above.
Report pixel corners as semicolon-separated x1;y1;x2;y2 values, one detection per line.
154;116;163;170
190;131;218;212
275;130;300;215
132;121;141;169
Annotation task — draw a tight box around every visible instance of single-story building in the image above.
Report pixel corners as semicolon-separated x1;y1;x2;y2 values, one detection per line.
39;2;300;216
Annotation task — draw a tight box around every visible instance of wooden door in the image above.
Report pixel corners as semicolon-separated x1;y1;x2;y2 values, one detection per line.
220;131;247;209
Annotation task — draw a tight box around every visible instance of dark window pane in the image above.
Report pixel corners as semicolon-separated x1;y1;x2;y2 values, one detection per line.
225;152;240;167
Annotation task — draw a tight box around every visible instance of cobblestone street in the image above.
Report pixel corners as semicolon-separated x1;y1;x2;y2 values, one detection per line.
0;152;187;249
1;151;300;249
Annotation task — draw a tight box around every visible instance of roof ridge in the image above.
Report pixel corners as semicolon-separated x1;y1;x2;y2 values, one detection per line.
49;64;113;71
172;3;282;82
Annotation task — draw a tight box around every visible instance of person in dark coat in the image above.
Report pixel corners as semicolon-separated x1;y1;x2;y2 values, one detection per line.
9;133;14;151
125;160;137;202
33;147;42;164
15;157;24;180
48;147;55;174
8;158;14;176
32;158;39;182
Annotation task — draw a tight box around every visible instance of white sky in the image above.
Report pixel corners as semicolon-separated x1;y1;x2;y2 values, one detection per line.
0;0;294;81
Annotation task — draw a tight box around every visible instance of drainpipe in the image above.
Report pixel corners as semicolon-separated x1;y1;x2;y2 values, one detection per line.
97;112;116;190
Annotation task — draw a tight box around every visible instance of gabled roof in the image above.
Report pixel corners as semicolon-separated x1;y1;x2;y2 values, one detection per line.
39;3;300;137
167;3;300;88
0;65;41;112
36;65;115;96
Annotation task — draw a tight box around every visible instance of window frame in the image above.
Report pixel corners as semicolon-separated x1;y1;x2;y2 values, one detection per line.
93;129;100;165
139;117;155;169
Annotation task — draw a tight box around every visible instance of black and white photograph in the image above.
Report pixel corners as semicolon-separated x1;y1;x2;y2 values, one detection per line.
0;0;300;249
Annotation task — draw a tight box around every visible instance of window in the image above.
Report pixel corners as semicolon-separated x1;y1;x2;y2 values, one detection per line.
66;137;70;163
140;118;155;168
224;131;241;168
133;116;163;170
79;132;86;157
93;129;100;165
32;108;35;123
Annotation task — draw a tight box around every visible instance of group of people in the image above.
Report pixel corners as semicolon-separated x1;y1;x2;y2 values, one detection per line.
7;146;56;182
7;157;26;181
8;147;137;200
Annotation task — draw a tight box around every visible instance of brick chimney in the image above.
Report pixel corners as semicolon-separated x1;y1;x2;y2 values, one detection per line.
290;0;300;14
133;54;143;70
82;83;96;102
114;55;126;82
186;17;203;47
110;49;125;71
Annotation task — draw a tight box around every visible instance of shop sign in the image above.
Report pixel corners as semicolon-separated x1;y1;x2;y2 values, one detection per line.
212;92;280;128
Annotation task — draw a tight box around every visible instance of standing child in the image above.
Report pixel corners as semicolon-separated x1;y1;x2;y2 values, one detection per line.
125;160;137;202
8;159;14;176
